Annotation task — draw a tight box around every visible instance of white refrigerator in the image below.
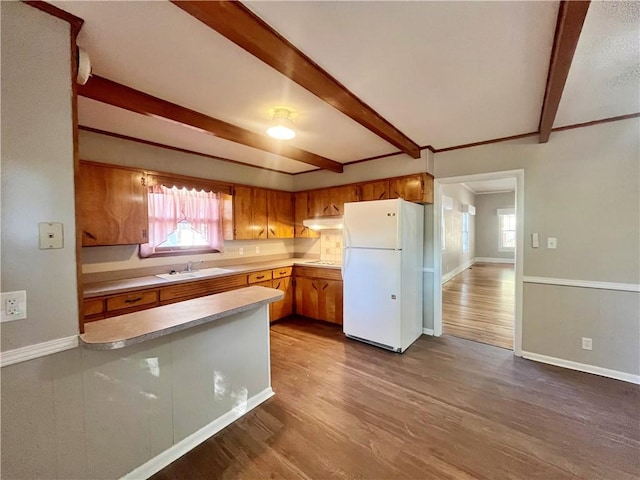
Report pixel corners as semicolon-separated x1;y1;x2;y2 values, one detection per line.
342;199;424;353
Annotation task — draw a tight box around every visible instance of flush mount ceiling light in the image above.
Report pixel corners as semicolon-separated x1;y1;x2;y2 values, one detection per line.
267;107;296;140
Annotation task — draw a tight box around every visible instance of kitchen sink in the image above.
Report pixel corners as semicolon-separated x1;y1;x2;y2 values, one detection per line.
155;267;234;281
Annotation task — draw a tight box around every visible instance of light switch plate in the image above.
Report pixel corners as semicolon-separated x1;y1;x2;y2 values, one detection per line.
547;237;557;249
39;222;64;249
1;291;27;322
531;233;539;248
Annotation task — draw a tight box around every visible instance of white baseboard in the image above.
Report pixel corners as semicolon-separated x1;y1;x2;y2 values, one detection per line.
422;328;434;335
1;335;78;368
475;257;515;264
521;351;640;385
121;387;275;480
441;258;476;284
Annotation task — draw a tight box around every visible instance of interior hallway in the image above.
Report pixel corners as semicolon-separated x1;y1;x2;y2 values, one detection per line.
442;262;514;349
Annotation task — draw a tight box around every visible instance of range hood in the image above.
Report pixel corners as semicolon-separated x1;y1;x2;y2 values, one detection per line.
303;216;343;231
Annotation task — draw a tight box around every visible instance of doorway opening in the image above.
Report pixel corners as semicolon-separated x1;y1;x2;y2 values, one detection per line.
432;170;524;355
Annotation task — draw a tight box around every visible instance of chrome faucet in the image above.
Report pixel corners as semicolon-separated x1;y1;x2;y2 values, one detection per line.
185;260;204;272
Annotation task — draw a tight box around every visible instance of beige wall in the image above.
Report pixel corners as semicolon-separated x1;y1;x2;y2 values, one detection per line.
441;183;476;279
0;2;78;351
435;118;640;375
475;191;515;260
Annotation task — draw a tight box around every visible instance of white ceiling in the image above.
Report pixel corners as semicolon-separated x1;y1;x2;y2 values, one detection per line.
52;1;640;174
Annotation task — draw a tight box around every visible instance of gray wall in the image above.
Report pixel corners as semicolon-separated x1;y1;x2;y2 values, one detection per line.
475;191;515;260
0;1;78;351
435;118;640;375
441;184;476;279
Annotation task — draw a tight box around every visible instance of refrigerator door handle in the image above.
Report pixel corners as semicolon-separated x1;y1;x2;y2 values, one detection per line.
343;247;350;273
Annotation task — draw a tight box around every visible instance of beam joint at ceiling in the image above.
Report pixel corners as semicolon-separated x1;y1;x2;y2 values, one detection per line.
538;0;590;143
78;75;343;173
171;0;421;159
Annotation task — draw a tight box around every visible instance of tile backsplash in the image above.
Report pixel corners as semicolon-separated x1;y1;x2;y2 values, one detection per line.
320;229;343;264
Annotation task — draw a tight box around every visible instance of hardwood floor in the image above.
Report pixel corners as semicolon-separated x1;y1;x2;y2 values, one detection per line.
152;318;640;480
443;263;514;349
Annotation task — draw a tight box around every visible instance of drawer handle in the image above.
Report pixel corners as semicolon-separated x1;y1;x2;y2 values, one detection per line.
124;297;142;304
256;275;265;279
279;270;287;275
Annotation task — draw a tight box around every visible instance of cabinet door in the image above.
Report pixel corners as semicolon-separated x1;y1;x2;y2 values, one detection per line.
294;192;318;238
294;277;319;319
253;188;268;239
318;279;343;325
307;189;332;217
234;186;268;239
330;185;359;215
271;276;293;322
267;190;294;238
389;173;434;204
79;162;148;246
359;180;390;201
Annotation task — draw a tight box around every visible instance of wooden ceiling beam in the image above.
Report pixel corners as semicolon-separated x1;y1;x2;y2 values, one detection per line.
538;0;590;143
171;0;422;159
78;75;343;173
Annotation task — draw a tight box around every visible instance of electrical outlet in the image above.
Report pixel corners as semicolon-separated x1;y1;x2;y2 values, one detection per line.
1;291;27;322
239;247;244;255
256;246;260;253
547;237;557;249
581;337;593;351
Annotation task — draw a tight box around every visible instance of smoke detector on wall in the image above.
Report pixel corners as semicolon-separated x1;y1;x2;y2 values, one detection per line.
77;47;92;85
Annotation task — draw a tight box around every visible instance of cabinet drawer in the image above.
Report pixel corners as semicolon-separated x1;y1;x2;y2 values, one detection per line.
83;298;105;317
159;275;247;304
248;270;273;284
106;290;158;312
272;267;292;279
293;266;343;281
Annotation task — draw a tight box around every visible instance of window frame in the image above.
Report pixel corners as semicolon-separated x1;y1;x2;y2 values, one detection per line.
498;208;516;252
462;212;470;254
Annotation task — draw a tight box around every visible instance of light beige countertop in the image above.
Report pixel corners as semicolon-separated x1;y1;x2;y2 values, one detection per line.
83;258;342;298
80;286;284;350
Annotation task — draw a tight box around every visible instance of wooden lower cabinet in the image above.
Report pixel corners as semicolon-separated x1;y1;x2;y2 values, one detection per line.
294;268;343;325
271;276;293;322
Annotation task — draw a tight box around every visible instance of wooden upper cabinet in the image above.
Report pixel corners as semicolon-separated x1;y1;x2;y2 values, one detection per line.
389;173;434;204
294;192;318;238
267;190;294;238
359;180;390;202
308;185;359;217
233;186;267;239
78;162;148;246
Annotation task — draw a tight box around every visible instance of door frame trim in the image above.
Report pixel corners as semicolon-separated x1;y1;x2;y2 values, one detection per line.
433;169;524;355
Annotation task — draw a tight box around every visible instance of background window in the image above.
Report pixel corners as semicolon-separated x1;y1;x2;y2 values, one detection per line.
462;212;469;253
498;211;516;251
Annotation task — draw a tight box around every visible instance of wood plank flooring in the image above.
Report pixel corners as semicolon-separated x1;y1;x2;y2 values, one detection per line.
443;263;514;349
152;318;640;480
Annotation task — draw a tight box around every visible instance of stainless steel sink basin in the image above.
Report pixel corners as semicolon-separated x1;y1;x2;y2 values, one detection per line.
155;267;234;281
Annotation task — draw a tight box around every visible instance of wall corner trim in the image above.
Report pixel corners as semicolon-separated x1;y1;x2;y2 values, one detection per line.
422;328;435;336
523;276;640;293
521;351;640;385
121;387;275;479
1;335;79;368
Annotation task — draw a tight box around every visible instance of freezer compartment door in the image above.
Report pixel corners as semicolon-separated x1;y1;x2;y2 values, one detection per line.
344;199;400;249
343;248;401;349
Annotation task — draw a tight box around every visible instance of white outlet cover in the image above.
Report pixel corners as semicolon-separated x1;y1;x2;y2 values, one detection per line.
1;291;27;322
581;337;593;350
547;237;557;249
39;222;64;249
